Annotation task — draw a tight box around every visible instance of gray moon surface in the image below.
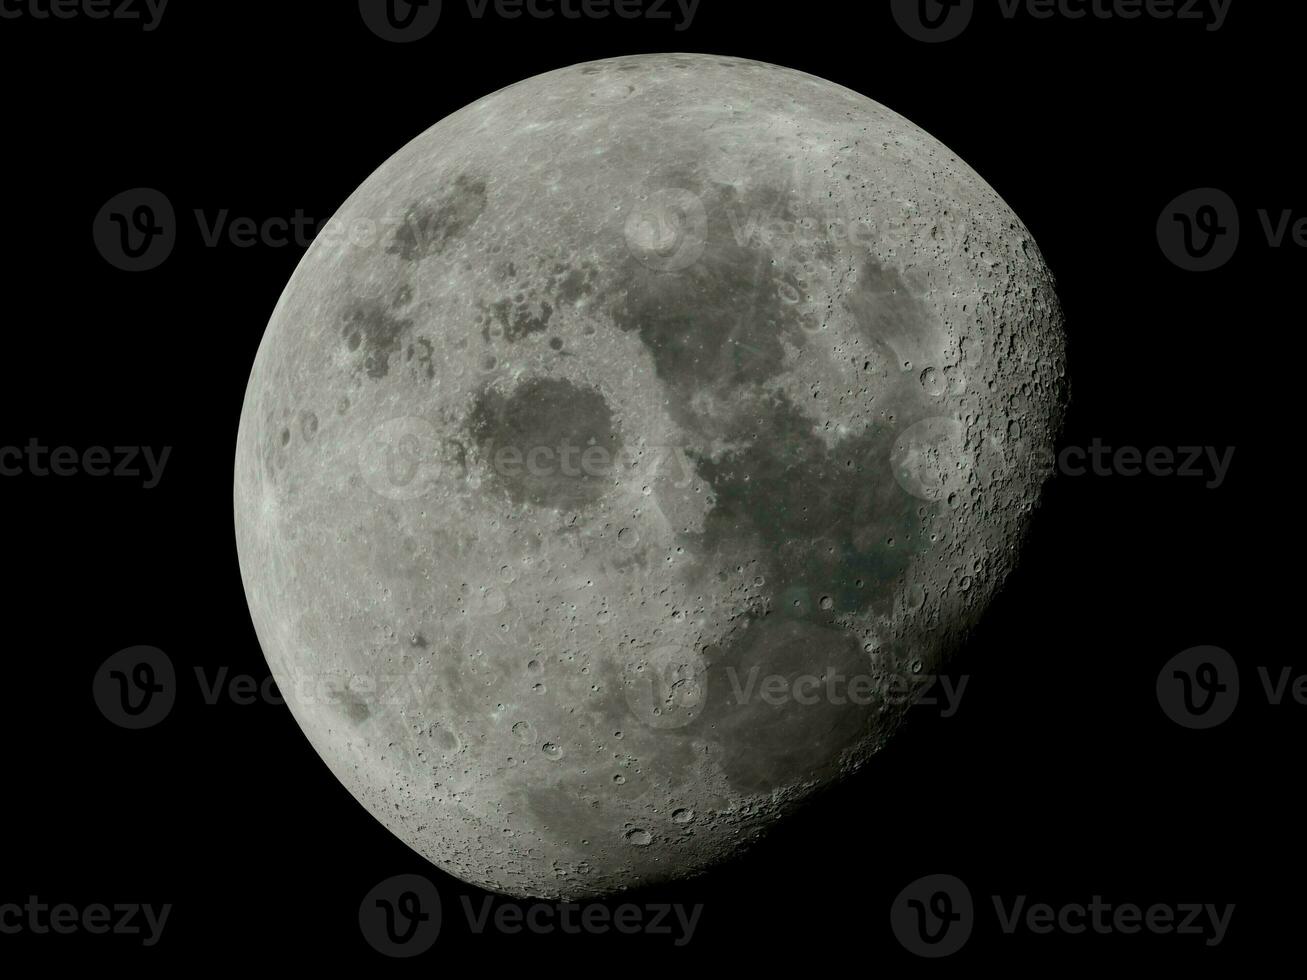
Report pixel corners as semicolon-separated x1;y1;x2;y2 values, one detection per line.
234;53;1067;899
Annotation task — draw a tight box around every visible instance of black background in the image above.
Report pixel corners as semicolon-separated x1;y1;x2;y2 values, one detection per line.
2;0;1285;967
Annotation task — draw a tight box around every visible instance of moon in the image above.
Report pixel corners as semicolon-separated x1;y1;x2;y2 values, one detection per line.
234;54;1067;899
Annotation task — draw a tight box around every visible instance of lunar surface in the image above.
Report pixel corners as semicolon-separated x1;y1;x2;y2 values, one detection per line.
234;54;1067;899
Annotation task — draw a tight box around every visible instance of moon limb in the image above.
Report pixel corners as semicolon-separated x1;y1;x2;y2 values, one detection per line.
234;54;1067;899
